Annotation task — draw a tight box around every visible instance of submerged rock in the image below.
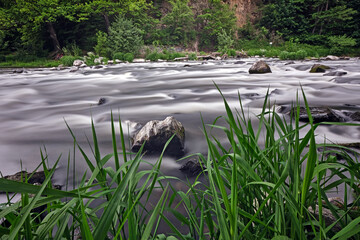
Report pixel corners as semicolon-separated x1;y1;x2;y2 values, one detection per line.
323;71;347;76
180;158;205;177
131;116;185;157
310;64;330;73
98;97;106;105
70;66;78;72
278;106;346;123
248;60;272;74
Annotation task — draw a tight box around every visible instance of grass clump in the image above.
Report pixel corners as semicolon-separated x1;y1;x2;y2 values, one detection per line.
60;56;81;67
0;87;359;239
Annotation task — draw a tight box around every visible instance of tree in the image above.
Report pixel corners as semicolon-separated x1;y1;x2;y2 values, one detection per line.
161;0;195;46
260;0;309;38
85;0;149;33
107;16;143;54
197;0;237;49
0;0;87;54
311;0;357;35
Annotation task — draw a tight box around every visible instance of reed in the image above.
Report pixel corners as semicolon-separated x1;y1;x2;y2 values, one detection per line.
0;87;359;239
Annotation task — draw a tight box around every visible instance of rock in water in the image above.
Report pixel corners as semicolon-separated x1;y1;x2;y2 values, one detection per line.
248;60;272;74
323;71;347;76
310;64;330;73
131;116;185;157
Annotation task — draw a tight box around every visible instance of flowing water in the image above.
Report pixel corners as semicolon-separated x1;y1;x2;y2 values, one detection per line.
1;58;360;191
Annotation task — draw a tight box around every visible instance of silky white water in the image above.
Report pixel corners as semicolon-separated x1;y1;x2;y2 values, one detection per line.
0;58;359;188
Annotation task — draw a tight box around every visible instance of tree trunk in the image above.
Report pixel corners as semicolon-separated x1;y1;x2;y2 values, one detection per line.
46;22;61;53
103;14;110;33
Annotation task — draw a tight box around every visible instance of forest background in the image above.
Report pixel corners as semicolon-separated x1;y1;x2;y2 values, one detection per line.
0;0;359;66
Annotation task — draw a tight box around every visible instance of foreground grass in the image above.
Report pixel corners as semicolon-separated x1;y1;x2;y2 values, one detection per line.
0;89;359;239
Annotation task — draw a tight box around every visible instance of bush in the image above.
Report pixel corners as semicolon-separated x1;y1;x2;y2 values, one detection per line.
146;51;163;61
94;31;109;57
123;53;134;62
62;43;82;57
279;50;307;60
328;35;357;56
226;49;237;57
107;16;143;55
60;56;80;66
217;28;235;53
188;52;197;60
112;52;124;61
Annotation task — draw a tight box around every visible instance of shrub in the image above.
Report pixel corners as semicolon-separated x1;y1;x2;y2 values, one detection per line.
123;53;134;62
94;31;109;57
62;43;82;57
112;52;124;61
217;28;235;53
226;48;237;57
279;51;289;60
146;51;162;61
60;56;79;66
328;35;357;55
107;16;143;55
295;49;307;59
188;52;197;60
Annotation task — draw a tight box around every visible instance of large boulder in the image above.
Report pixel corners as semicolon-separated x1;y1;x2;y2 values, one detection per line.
131;116;185;157
310;64;330;73
248;60;272;74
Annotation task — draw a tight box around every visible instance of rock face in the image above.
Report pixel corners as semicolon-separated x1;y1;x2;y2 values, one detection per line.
249;60;272;74
131;116;185;157
310;64;330;73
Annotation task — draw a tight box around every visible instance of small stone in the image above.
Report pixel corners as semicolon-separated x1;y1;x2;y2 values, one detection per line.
70;66;78;72
98;97;106;105
133;58;146;63
73;60;84;67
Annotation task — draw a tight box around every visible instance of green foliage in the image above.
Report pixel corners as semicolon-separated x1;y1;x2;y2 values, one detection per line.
279;50;307;60
217;28;234;53
107;16;143;55
188;52;197;60
94;31;109;57
62;43;82;57
197;0;237;48
161;0;195;46
112;52;124;61
328;35;357;55
60;56;80;66
123;52;134;62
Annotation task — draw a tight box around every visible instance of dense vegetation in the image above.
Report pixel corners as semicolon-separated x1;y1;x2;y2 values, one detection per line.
0;90;359;239
0;0;359;66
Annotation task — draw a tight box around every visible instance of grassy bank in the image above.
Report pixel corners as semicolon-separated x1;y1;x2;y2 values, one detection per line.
1;40;360;68
0;89;359;239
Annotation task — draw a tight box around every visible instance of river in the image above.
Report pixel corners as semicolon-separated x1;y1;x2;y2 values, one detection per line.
1;58;360;190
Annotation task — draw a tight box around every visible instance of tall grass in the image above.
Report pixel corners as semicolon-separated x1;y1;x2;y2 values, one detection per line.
164;87;360;239
0;88;359;239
